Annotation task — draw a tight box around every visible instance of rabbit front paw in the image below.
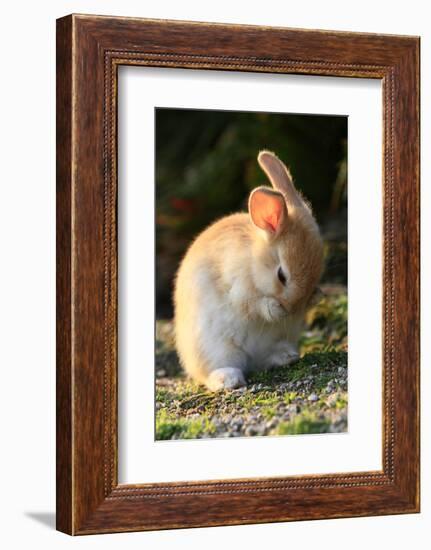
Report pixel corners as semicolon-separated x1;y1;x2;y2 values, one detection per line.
261;297;287;322
267;345;299;367
206;368;246;391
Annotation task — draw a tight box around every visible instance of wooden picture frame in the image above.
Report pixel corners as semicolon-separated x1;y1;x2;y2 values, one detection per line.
56;14;420;535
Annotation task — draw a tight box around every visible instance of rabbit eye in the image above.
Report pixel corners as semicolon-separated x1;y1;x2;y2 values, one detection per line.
277;266;286;285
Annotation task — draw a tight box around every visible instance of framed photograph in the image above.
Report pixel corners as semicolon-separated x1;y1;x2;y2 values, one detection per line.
56;14;420;535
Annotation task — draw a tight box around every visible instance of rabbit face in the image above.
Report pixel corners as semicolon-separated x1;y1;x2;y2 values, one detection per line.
249;152;324;316
278;217;323;312
249;212;323;317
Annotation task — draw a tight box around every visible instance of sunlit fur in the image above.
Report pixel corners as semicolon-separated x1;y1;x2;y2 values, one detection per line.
173;151;324;391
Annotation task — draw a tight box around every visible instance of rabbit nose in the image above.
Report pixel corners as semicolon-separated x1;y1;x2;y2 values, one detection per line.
276;300;289;316
278;300;287;311
278;299;292;314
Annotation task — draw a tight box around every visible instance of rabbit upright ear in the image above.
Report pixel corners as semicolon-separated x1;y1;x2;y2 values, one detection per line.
258;150;302;208
249;187;287;236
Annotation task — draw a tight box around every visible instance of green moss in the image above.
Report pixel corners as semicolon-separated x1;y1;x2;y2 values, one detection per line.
334;396;348;410
283;392;298;404
251;395;279;407
156;381;205;407
261;407;278;420
156;409;216;440
248;350;347;391
276;413;331;435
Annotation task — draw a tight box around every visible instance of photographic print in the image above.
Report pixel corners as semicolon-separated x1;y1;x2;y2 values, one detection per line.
57;15;419;533
155;107;348;440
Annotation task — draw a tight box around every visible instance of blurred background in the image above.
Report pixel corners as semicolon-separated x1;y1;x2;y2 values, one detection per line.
155;107;347;318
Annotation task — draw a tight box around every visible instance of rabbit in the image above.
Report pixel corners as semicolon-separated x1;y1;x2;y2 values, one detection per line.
173;151;324;391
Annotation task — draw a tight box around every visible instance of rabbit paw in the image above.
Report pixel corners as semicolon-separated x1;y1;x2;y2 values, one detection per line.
261;297;287;322
206;368;246;391
267;346;300;367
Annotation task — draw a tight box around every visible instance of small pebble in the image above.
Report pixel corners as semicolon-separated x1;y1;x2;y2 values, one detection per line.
308;393;319;402
245;426;259;436
265;419;278;430
287;404;300;414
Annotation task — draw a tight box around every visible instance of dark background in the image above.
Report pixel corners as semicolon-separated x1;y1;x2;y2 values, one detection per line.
155;108;347;318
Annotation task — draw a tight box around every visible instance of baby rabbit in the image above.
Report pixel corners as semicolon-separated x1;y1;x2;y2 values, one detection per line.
174;151;324;391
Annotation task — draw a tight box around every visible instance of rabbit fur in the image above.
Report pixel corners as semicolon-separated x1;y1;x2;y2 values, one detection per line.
173;151;324;391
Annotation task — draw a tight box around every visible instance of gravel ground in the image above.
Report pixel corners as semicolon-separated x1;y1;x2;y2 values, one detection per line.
155;286;348;440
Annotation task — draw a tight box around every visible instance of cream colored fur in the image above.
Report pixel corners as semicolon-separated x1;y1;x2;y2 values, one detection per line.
174;151;324;391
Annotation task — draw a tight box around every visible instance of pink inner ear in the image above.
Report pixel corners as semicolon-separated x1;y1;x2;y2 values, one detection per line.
265;212;280;233
250;190;286;234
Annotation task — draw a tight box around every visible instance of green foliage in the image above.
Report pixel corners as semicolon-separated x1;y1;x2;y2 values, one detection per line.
156;109;347;223
276;413;331;435
248;350;347;392
301;292;348;352
156;409;216;440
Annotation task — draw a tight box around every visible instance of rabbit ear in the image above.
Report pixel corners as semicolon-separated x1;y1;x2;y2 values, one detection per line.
249;187;287;236
258;150;302;208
